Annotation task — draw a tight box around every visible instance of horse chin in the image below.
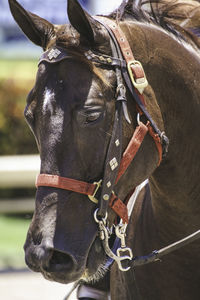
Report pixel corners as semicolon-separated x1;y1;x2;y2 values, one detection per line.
40;261;108;285
81;262;108;284
39;260;85;284
82;237;108;284
36;237;106;284
41;270;81;284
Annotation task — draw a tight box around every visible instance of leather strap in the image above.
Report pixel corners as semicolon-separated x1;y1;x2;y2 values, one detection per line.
35;121;148;224
35;18;168;224
36;174;97;196
147;122;163;165
115;122;148;183
109;193;129;224
98;18;145;81
109;122;148;223
36;174;129;223
99;17;163;165
97;99;123;219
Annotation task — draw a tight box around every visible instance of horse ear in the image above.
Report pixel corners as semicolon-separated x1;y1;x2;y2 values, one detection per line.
67;0;98;45
8;0;55;50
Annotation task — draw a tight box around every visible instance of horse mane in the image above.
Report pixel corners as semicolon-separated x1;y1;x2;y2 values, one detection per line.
108;0;200;48
54;0;200;54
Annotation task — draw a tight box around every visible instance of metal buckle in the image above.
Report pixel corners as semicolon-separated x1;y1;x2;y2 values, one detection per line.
127;60;148;94
116;248;133;271
88;179;102;204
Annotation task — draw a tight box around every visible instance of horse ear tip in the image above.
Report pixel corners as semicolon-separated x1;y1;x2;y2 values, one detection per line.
9;0;20;10
8;0;13;6
67;0;81;9
9;0;17;5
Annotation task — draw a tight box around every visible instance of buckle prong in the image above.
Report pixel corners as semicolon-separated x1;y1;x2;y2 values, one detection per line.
88;179;102;204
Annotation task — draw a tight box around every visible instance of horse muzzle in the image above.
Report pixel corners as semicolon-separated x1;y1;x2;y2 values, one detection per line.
24;238;87;283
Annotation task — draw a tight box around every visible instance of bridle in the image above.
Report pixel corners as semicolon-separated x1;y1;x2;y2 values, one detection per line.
35;18;200;273
36;17;169;271
36;16;168;222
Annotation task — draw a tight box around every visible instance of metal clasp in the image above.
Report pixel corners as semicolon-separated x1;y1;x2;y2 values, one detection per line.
115;223;133;271
94;209;133;272
88;180;102;204
127;60;148;94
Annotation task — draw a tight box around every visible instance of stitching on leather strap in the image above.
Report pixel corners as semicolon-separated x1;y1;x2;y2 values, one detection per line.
100;18;136;64
36;174;96;196
109;193;129;224
115;122;148;183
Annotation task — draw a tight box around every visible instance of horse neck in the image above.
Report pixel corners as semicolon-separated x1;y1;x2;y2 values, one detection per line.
122;21;200;236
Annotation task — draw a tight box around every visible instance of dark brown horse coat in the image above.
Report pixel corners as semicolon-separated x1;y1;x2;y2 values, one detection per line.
110;10;200;298
9;0;200;299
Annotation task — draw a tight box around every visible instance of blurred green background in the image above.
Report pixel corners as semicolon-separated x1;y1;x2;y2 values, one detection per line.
0;58;38;270
0;215;30;269
0;59;38;155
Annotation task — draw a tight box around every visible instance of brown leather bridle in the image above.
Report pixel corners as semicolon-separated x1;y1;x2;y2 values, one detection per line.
36;17;169;224
36;121;158;223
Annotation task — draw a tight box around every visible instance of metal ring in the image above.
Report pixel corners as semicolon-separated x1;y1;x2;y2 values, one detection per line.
94;208;108;224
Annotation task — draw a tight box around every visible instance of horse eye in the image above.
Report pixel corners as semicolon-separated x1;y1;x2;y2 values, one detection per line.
24;102;35;124
85;112;101;123
76;110;103;126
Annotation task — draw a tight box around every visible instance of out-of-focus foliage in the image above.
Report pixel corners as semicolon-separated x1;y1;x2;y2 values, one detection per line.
0;59;38;155
0;215;31;269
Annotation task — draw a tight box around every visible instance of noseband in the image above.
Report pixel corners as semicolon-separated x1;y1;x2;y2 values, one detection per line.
36;18;171;271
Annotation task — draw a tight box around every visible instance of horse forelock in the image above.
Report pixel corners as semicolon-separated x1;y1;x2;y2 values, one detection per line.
44;24;112;88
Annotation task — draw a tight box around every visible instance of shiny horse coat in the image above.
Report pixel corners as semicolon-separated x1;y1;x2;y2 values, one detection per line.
9;0;200;299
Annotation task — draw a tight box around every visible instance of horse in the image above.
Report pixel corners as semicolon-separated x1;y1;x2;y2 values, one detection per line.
9;0;200;299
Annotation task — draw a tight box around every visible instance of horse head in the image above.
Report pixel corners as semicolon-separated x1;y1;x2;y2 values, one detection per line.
9;0;164;284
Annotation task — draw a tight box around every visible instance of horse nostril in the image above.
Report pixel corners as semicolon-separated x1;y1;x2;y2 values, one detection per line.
24;241;53;272
36;245;53;269
47;250;76;272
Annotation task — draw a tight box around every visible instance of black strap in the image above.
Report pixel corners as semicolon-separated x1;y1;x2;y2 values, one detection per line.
97;22;130;218
98;102;123;218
